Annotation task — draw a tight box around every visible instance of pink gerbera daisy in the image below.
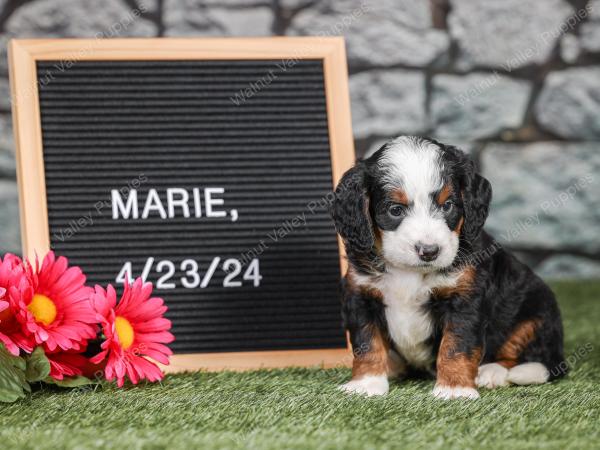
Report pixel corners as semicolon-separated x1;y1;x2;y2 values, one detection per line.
46;347;90;381
0;288;18;354
0;254;35;354
90;278;174;387
15;252;97;352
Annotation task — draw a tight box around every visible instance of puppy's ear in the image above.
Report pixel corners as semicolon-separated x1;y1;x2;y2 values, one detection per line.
330;163;380;274
462;160;492;241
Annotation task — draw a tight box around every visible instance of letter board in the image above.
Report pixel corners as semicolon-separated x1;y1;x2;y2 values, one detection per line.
9;38;355;371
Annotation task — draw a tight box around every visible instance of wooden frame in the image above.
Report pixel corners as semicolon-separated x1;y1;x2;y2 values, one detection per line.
9;37;355;372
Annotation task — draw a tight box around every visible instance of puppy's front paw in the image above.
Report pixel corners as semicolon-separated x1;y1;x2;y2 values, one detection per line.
476;363;509;389
339;375;389;397
432;384;480;400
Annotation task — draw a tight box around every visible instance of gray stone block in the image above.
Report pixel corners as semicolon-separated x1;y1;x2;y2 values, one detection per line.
448;0;573;69
350;69;427;139
431;73;531;140
481;142;600;253
0;151;15;179
4;0;157;47
589;0;600;19
560;34;581;63
288;0;449;67
0;35;12;78
578;1;600;54
0;180;20;255
580;22;600;53
536;255;600;280
0;76;11;111
279;0;313;8
0;113;14;156
535;67;600;139
163;0;273;36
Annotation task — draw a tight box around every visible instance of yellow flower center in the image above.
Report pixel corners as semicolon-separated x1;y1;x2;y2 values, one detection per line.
28;294;58;326
115;316;135;349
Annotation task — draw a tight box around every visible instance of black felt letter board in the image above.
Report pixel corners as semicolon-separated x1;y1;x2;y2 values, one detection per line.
37;60;346;354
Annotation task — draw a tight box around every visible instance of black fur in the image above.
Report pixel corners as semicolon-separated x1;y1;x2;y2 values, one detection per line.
330;163;383;275
331;137;567;386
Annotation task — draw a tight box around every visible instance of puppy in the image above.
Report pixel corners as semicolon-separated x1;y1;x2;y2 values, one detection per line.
330;136;566;400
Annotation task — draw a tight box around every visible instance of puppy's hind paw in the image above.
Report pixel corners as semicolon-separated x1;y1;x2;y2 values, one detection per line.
338;375;389;397
432;384;480;400
476;363;509;389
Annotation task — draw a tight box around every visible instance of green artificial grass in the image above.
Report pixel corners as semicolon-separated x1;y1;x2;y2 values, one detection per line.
1;281;599;450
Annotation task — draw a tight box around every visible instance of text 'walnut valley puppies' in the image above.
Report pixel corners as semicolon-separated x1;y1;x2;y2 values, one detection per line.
330;136;566;400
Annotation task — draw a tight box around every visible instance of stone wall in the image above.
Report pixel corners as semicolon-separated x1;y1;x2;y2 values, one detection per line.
0;0;598;279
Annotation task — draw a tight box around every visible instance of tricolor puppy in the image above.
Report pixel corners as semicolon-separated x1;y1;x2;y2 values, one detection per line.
330;136;566;400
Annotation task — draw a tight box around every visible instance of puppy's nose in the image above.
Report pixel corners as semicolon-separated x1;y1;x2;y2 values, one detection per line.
415;242;440;262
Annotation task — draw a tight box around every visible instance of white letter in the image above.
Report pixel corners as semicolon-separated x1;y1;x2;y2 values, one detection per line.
193;187;202;217
167;188;190;218
112;189;138;219
205;187;227;218
142;189;167;219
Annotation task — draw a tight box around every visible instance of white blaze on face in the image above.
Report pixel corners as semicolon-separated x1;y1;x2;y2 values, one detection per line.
379;137;459;270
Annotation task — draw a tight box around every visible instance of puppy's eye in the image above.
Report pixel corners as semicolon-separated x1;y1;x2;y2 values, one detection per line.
388;204;406;217
442;200;454;213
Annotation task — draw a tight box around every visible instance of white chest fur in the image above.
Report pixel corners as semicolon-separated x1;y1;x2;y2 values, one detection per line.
379;269;434;369
354;268;462;370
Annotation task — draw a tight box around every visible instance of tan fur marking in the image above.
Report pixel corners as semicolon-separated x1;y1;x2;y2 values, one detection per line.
436;327;481;388
496;319;540;368
437;184;453;205
352;326;390;379
454;216;464;234
345;272;393;379
391;189;408;205
346;270;383;302
496;360;518;369
432;265;476;298
373;226;383;254
360;285;384;301
345;270;358;291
